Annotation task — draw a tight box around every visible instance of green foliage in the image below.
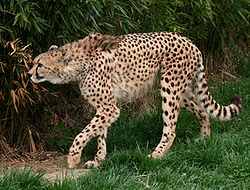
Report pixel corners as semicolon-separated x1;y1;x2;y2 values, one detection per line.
0;38;51;153
0;170;47;190
185;0;249;71
45;123;74;152
1;0;249;51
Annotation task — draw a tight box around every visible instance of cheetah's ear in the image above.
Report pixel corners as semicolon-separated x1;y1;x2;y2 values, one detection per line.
49;45;58;51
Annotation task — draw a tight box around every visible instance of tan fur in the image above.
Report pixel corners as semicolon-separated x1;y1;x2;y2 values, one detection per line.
28;32;242;168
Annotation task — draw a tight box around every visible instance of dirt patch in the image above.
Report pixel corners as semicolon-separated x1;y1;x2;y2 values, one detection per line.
0;154;89;181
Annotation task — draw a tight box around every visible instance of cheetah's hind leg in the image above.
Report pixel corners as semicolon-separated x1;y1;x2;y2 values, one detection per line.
181;87;211;138
150;73;183;159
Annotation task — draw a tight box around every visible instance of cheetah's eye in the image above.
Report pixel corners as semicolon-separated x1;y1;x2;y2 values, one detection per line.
38;63;43;68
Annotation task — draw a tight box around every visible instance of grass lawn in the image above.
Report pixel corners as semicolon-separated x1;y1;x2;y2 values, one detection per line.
0;77;250;190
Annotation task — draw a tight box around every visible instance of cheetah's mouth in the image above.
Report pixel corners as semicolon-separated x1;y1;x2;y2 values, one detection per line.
30;74;46;83
36;74;44;80
36;75;44;80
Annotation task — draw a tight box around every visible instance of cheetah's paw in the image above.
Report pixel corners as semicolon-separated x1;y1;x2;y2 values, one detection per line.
68;155;81;169
148;151;163;159
84;160;101;169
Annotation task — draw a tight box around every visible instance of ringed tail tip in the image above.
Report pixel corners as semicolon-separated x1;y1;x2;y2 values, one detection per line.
231;96;242;109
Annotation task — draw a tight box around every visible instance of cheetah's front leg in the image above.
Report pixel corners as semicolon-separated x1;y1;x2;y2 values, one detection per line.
67;107;120;169
67;122;99;169
84;135;107;168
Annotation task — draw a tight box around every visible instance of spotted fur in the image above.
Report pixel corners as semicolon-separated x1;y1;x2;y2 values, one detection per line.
28;32;242;168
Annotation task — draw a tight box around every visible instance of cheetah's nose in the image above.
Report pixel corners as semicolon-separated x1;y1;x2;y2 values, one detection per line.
27;73;32;78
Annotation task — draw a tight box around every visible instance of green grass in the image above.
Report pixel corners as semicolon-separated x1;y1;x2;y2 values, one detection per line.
1;77;250;189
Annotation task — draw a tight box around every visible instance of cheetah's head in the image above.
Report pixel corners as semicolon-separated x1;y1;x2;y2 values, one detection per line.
28;33;117;84
28;45;74;84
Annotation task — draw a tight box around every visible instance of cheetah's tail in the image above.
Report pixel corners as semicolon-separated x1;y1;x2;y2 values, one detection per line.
194;58;242;121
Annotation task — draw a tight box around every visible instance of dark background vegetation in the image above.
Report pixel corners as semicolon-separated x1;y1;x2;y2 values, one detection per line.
0;0;249;158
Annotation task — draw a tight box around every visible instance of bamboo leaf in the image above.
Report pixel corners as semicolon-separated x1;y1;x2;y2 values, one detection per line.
237;9;250;24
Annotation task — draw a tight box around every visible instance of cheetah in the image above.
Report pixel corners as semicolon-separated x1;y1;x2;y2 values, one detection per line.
28;32;242;169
